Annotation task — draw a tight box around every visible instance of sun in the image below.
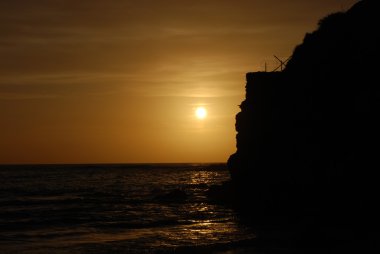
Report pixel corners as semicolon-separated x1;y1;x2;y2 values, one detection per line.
195;107;207;119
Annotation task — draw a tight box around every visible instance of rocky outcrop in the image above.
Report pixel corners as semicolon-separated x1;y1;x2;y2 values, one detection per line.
227;0;380;225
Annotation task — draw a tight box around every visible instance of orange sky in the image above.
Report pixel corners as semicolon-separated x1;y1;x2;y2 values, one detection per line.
0;0;358;164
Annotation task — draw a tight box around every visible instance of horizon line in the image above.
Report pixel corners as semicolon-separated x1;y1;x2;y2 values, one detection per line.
0;162;227;166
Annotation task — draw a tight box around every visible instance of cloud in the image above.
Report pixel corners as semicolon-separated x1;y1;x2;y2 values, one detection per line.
0;0;358;102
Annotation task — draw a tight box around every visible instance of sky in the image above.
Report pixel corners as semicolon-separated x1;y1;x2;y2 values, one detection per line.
0;0;358;164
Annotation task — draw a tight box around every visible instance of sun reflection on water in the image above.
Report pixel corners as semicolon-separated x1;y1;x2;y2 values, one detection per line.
189;170;222;185
117;168;257;248
1;166;256;252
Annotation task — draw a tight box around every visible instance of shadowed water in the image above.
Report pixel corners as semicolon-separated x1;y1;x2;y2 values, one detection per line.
0;164;255;253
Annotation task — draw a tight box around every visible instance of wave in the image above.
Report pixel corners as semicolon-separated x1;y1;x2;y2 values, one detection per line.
169;238;257;254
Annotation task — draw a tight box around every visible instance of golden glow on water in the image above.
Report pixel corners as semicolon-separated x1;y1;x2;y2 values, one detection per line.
3;167;256;252
180;221;242;242
34;221;246;246
190;171;219;185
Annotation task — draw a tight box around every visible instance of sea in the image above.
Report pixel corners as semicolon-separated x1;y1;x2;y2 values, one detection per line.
0;163;256;253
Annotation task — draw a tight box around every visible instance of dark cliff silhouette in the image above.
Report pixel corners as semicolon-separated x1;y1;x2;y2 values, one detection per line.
226;0;379;246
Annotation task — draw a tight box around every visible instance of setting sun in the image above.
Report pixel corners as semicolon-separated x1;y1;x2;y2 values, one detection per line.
195;107;207;119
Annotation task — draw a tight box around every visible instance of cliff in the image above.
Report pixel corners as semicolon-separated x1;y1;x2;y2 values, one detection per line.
227;0;379;227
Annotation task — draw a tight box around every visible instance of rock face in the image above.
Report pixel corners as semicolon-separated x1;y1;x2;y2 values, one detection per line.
228;0;379;224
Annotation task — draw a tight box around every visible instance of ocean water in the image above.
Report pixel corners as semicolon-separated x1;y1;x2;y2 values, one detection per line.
0;163;255;253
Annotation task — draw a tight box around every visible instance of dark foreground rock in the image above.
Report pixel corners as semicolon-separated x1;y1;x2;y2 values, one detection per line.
224;0;380;249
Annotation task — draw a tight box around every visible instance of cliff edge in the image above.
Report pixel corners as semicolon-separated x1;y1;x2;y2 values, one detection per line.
227;0;379;229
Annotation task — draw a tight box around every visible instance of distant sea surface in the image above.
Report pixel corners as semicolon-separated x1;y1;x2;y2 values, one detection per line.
0;163;255;253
